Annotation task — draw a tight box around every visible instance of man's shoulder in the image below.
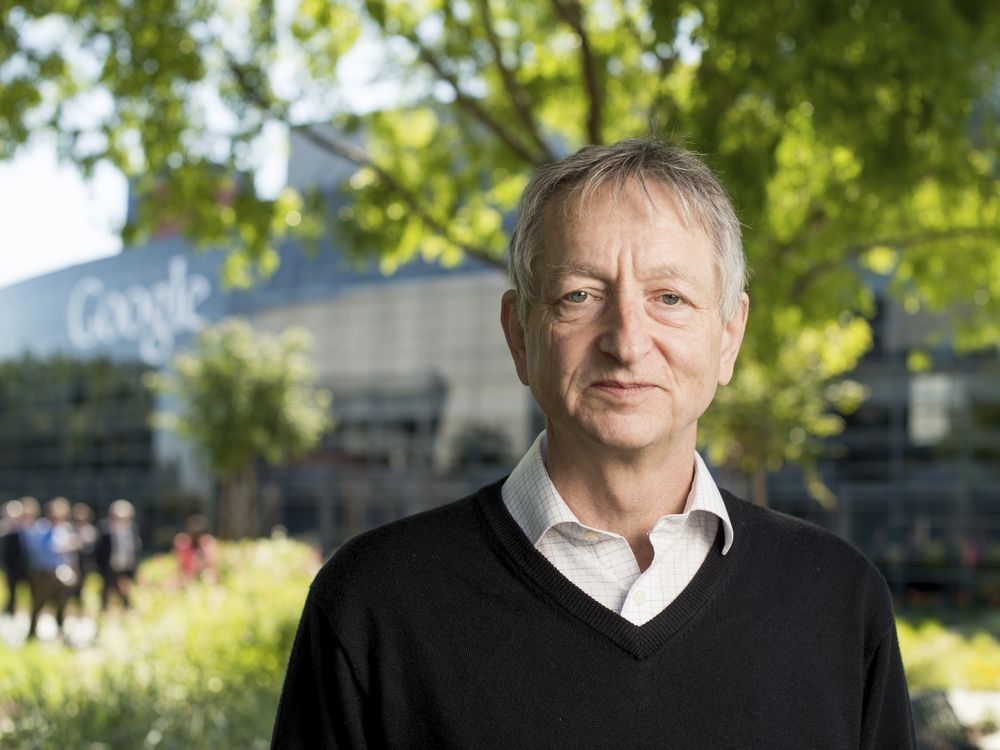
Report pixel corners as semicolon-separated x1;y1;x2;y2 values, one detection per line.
332;488;490;561
309;480;504;608
725;491;900;644
722;490;887;582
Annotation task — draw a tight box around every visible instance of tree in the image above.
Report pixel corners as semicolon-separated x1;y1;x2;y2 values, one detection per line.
147;318;333;538
4;0;1000;500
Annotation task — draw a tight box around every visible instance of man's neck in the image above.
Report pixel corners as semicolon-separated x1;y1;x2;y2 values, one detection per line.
544;432;697;571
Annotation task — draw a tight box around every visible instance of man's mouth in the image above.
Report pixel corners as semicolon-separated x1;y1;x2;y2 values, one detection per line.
590;379;657;394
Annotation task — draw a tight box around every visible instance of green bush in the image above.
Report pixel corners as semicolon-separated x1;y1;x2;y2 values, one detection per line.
0;538;319;750
898;613;1000;691
6;542;1000;748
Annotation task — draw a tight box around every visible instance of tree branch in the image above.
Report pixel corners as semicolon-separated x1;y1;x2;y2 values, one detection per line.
228;59;507;271
615;3;678;130
551;0;603;144
290;124;507;270
476;0;557;162
645;48;679;133
408;37;544;165
790;225;1000;300
852;226;1000;254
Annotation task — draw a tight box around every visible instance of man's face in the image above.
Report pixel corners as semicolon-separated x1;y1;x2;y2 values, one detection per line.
502;180;748;459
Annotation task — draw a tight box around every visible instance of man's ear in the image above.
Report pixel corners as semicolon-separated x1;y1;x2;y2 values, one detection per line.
501;290;530;386
717;292;749;386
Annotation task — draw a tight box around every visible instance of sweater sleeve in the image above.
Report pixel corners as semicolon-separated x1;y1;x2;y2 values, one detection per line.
271;589;370;749
860;620;916;750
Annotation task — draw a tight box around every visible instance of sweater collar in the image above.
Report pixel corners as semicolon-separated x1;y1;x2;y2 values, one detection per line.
480;481;747;660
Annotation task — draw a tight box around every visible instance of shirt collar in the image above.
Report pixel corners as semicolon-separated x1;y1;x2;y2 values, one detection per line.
502;431;735;555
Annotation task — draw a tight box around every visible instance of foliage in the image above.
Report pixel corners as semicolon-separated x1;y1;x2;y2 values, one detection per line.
899;612;1000;692
4;0;1000;492
146;318;332;537
0;537;319;750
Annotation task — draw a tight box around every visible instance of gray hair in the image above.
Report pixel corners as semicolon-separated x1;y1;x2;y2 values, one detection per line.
507;138;748;324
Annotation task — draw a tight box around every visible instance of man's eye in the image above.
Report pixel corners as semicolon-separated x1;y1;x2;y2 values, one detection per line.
660;293;682;306
566;290;589;303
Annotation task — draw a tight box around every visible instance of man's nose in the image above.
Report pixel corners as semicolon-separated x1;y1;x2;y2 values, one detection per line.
597;297;653;365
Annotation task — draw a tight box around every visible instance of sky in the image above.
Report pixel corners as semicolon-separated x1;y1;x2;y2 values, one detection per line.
0;141;127;290
0;16;397;292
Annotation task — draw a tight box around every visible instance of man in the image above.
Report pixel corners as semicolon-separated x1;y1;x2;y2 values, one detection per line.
25;496;78;639
68;502;99;613
96;499;141;611
1;496;39;617
272;138;915;748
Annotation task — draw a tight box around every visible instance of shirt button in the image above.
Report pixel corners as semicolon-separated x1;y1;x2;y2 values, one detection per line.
583;531;600;542
632;591;646;607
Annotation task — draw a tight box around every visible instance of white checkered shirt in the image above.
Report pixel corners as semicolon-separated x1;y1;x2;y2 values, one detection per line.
502;432;735;625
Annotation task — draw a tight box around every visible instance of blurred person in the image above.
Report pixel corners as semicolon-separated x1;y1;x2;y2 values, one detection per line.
96;499;142;611
68;502;99;613
172;514;218;583
1;497;39;617
1;499;16;615
273;138;915;748
25;497;78;640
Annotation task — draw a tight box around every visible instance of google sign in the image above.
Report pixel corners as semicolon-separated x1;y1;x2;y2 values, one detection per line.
66;256;212;366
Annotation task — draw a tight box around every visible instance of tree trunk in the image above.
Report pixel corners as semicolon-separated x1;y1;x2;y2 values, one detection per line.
218;473;234;540
218;464;259;539
752;466;770;507
241;463;259;539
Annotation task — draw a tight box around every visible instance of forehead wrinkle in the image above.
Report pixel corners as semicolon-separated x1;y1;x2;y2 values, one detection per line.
636;262;700;286
563;174;704;236
532;261;598;296
546;262;605;282
555;182;714;268
533;180;717;301
541;259;700;288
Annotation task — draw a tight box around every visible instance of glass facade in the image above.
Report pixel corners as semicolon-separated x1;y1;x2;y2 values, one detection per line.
766;309;1000;603
0;356;154;502
2;146;997;597
0;237;531;552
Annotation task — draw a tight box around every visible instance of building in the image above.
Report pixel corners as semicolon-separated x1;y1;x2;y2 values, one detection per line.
768;294;1000;601
0;231;535;550
2;133;998;602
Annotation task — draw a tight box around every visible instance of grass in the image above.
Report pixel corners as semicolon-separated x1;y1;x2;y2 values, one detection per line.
0;537;319;750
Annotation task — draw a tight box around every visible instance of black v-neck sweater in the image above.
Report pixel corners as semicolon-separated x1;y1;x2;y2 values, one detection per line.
272;481;915;749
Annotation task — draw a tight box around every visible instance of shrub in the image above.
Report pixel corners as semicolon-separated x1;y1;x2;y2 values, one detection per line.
898;613;1000;691
0;538;319;749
